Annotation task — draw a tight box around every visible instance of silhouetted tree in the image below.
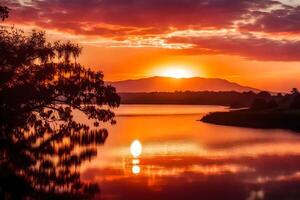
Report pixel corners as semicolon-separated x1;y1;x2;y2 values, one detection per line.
291;88;299;95
0;6;120;200
257;91;271;99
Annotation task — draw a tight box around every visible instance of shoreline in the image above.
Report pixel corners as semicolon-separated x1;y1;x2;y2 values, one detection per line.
201;109;300;132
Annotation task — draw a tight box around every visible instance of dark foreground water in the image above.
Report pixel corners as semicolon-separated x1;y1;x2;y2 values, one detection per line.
80;105;300;200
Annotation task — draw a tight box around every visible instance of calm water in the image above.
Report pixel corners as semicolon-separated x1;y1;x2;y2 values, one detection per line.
80;105;300;200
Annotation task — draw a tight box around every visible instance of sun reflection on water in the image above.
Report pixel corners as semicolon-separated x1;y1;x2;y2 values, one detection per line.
130;140;142;175
132;165;141;174
130;139;142;158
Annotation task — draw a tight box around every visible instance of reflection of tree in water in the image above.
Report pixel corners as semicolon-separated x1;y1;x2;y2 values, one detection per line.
0;5;120;199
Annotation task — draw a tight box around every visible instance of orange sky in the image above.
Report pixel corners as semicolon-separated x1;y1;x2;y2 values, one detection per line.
2;0;300;92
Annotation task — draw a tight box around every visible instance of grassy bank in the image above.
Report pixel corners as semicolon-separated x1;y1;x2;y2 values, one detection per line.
201;109;300;131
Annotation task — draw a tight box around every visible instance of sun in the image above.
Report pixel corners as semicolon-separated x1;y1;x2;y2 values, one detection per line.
160;68;194;79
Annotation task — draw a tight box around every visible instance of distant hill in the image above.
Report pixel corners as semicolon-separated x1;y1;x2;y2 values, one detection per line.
108;76;260;93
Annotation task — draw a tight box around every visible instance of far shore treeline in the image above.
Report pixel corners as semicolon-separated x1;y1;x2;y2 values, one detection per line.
118;90;293;108
201;88;300;131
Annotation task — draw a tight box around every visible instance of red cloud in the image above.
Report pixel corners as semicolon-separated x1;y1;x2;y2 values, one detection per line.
3;0;279;34
240;6;300;33
167;34;300;61
2;0;300;61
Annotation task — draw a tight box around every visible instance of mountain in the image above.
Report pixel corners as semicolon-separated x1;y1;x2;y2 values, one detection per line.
107;76;260;93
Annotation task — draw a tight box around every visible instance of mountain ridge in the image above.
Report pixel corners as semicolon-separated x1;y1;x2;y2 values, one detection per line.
107;76;260;93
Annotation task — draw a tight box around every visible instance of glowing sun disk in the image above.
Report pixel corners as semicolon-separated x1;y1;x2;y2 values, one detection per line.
160;68;194;78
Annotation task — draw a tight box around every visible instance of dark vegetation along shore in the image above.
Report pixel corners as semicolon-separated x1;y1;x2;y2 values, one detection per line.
119;91;274;107
201;88;300;131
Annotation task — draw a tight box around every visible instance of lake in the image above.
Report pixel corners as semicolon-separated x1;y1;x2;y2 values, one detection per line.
80;105;300;200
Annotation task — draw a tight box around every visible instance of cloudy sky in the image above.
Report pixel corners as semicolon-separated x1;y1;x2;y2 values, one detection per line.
2;0;300;91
